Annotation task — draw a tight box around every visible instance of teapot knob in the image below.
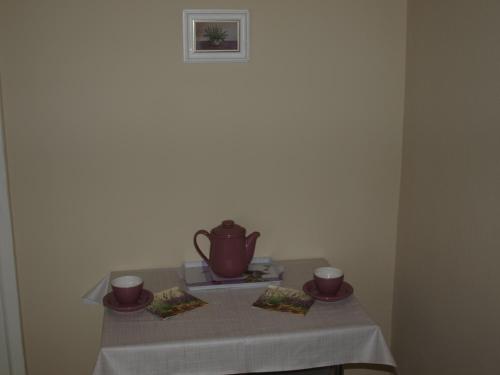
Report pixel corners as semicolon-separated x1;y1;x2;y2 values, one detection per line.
222;220;234;228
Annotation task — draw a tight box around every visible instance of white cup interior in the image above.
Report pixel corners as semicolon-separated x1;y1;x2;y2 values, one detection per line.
111;275;143;288
314;267;343;279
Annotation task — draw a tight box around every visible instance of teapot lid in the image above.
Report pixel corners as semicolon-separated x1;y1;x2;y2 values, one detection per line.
212;220;245;238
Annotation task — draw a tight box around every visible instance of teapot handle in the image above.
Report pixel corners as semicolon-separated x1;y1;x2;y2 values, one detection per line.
193;229;210;264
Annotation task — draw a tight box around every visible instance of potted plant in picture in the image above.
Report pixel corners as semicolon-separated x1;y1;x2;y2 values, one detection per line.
204;24;228;46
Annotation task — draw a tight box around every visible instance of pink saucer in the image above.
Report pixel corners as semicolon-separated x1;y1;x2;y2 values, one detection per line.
302;280;353;302
103;289;154;312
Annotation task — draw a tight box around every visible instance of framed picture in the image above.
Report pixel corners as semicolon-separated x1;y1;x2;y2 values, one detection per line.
183;9;249;63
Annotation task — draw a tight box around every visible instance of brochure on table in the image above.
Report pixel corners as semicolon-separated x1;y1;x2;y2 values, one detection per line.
147;287;207;319
253;285;314;315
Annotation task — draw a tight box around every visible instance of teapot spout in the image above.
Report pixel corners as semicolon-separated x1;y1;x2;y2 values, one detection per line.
245;231;260;264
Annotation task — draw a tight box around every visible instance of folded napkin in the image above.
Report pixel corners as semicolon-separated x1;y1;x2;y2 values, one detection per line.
81;274;110;305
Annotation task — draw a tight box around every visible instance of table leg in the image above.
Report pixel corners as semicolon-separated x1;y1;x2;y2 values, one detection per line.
333;365;344;375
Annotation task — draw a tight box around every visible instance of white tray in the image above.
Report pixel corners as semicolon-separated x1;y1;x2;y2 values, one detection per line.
182;257;284;291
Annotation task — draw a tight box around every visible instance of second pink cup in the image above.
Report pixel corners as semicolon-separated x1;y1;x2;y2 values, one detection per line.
314;267;344;296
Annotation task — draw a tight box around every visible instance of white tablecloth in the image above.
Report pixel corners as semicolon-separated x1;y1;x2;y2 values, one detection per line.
90;259;395;375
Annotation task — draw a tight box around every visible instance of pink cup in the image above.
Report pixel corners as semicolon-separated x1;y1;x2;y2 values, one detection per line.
314;267;344;296
111;275;143;305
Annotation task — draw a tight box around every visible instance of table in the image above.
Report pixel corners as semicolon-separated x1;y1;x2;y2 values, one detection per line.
92;259;395;375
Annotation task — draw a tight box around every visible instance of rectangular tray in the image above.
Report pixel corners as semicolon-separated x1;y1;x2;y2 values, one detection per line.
182;257;284;291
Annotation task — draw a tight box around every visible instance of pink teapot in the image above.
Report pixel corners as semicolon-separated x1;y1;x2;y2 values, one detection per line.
194;220;260;278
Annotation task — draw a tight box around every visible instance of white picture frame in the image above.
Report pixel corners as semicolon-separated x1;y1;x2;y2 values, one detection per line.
183;9;249;63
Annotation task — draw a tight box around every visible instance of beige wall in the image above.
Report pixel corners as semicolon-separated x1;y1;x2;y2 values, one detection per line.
0;1;405;374
392;0;500;374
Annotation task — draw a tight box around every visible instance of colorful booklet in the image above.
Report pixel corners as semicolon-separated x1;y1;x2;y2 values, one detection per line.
253;285;315;315
147;287;207;319
183;257;284;291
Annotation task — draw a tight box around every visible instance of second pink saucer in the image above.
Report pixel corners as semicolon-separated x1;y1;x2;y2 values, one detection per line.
303;280;353;302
